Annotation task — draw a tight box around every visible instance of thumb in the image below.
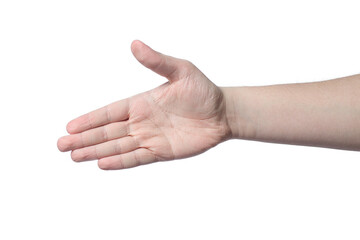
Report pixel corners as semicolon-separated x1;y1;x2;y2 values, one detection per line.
131;40;186;81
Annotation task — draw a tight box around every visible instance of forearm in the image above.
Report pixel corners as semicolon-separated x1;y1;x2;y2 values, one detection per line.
222;74;360;151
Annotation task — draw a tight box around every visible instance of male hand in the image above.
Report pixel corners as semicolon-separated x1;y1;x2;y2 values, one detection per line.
57;40;231;170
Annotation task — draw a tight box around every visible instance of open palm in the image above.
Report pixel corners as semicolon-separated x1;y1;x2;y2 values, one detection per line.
58;40;230;170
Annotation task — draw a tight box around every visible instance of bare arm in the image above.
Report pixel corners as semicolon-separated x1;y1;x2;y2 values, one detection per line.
57;41;360;170
223;75;360;150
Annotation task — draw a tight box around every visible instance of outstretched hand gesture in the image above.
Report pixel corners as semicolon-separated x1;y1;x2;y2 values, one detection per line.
58;40;231;170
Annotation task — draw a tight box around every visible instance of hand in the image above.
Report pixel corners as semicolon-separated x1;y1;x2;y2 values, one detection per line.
57;40;231;170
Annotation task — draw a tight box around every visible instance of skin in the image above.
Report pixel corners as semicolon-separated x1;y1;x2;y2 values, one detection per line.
223;77;360;151
57;40;360;170
57;40;231;170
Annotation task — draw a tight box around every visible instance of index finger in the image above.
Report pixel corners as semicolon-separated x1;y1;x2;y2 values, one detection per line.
66;98;130;134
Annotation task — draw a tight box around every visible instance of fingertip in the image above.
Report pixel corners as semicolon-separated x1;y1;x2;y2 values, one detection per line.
130;40;179;80
130;39;147;60
98;159;111;170
98;158;124;170
131;38;148;48
66;121;75;134
66;119;81;134
71;150;82;162
131;39;142;51
57;137;69;152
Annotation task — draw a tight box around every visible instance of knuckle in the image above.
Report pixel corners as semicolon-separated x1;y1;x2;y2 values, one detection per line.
133;150;140;167
185;60;194;67
102;125;109;142
179;60;196;77
181;60;194;70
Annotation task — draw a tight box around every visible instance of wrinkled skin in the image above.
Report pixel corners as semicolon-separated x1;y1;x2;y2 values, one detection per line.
57;40;231;170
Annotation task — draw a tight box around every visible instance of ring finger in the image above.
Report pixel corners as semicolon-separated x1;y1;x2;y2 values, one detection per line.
58;121;129;152
71;136;138;162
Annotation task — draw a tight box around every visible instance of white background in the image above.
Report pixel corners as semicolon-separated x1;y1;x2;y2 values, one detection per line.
1;0;360;239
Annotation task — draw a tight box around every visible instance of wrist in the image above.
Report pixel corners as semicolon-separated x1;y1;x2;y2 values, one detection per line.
221;87;257;140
